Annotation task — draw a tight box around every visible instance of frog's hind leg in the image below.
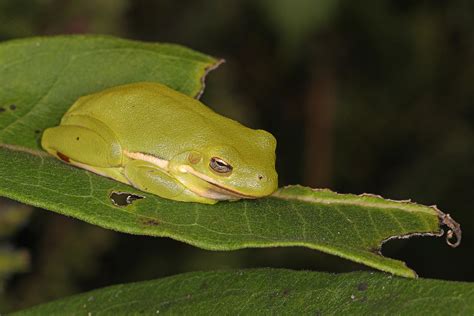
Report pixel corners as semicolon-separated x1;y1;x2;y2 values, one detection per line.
41;115;125;182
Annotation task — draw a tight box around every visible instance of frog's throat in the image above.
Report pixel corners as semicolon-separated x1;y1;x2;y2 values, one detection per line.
124;150;256;199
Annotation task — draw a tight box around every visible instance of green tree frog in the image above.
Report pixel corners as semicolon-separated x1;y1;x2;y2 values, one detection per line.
41;82;278;204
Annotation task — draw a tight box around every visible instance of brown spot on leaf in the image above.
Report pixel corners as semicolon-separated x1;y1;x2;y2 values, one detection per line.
9;104;16;110
357;282;368;291
141;218;160;226
110;191;144;207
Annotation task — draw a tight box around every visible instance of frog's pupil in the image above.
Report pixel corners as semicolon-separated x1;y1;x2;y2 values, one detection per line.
210;157;232;174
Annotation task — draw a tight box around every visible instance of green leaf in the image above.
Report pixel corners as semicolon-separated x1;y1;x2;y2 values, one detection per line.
13;268;474;315
0;35;221;149
0;145;460;278
0;36;461;278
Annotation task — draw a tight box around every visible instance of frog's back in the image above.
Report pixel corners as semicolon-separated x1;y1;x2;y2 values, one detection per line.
64;82;259;157
67;82;214;120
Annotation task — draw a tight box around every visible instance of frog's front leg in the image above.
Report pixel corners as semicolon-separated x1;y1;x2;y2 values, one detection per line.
123;159;217;204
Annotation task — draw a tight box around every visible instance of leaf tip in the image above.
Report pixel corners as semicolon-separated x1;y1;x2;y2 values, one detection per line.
433;207;462;248
195;58;225;99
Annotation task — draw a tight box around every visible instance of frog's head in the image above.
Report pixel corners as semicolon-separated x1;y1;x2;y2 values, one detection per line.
168;130;278;201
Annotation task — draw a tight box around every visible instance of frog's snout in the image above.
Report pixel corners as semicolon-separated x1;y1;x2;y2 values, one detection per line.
254;171;278;196
257;174;270;183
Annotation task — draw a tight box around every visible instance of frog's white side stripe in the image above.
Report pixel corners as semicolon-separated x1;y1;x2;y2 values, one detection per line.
123;150;169;170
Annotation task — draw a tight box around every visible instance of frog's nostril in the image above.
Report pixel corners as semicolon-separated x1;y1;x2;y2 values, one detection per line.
258;175;264;181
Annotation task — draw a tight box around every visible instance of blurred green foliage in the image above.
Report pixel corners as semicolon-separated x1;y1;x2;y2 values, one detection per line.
0;198;31;309
0;0;473;312
0;199;32;239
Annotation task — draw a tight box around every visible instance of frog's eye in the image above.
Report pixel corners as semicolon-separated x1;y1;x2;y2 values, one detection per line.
209;157;233;175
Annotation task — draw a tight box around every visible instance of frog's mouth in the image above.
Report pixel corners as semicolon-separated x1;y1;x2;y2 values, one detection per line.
177;165;258;200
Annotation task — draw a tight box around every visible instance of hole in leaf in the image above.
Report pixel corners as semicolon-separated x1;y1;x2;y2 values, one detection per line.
110;191;144;207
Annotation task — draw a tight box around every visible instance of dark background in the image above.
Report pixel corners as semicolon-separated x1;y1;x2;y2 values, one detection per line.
1;0;473;311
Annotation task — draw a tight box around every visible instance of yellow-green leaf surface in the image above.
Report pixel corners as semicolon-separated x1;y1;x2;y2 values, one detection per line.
0;36;460;278
14;269;474;315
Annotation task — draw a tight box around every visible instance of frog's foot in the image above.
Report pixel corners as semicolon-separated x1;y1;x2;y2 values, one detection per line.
123;159;217;204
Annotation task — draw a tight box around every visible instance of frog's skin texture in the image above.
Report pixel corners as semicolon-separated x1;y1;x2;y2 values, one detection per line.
41;82;278;204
